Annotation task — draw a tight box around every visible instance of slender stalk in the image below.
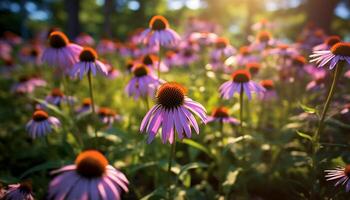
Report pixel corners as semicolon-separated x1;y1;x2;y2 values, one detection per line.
157;43;161;80
239;84;246;161
87;70;98;139
310;62;343;199
168;139;176;174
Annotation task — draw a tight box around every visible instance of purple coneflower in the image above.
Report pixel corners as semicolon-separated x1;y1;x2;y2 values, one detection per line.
11;75;46;94
250;31;274;51
49;150;129;200
141;54;169;72
140;82;207;144
70;47;108;79
96;38;116;55
76;98;93;115
41;31;82;73
325;165;350;192
139;15;180;47
189;32;218;46
211;37;236;60
45;88;67;107
125;64;161;100
310;42;350;69
75;32;95;46
313;35;341;51
3;182;34;200
235;46;259;66
260;80;277;100
178;48;199;66
26;110;60;139
206;107;239;125
246;62;261;76
219;70;265;100
98;107;121;126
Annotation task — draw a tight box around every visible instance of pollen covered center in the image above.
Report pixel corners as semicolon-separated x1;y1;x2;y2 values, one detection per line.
246;62;261;74
82;98;92;107
49;31;69;48
133;64;149;77
157;82;186;109
79;48;97;62
75;150;108;178
325;36;341;47
143;55;156;65
331;43;350;57
33;110;49;122
212;107;229;118
51;88;64;97
19;181;32;193
216;37;229;49
232;70;251;83
292;56;306;67
150;15;169;31
257;31;271;43
260;80;274;90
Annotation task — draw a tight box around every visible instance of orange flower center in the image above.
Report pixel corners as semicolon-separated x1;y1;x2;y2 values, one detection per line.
232;70;251;83
32;110;49;122
216;37;229;49
257;31;271;43
49;31;69;48
51;88;64;97
278;44;289;50
239;46;250;56
82;98;92;107
143;54;157;65
292;56;306;67
98;107;115;117
344;165;350;177
325;35;341;47
212;107;229;118
157;82;186;109
126;60;134;71
19;181;32;193
260;80;274;90
149;15;169;31
133;64;149;77
246;62;261;74
75;150;108;178
331;42;350;57
79;47;97;62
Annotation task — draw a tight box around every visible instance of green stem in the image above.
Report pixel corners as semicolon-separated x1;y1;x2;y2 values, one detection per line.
310;62;343;199
87;71;98;139
168;139;176;174
239;84;245;160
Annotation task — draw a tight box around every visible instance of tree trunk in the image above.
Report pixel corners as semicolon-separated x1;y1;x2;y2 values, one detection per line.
64;0;81;39
306;0;339;34
103;0;115;38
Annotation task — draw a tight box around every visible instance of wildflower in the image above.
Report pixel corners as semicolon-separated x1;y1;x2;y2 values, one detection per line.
189;31;218;46
246;62;261;76
310;42;350;69
75;32;95;46
313;35;341;51
141;54;168;72
49;150;129;200
11;75;46;94
125;64;161;100
96;38;116;54
211;37;236;60
42;31;82;73
325;165;350;192
76;98;93;115
260;80;277;100
206;107;239;125
219;70;265;100
98;107;121;125
3;181;34;200
26;110;60;139
139;15;180;47
140;82;207;144
70;47;108;79
45;88;67;107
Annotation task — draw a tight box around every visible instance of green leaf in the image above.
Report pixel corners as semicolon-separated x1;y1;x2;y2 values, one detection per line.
300;103;316;114
296;130;313;141
182;139;212;157
177;162;208;177
140;187;167;200
33;98;65;117
19;161;69;179
326;118;350;130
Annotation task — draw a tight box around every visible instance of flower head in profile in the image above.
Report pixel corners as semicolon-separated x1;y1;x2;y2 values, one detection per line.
140;82;207;144
98;107;121;125
211;37;236;60
313;35;341;51
205;107;239;125
141;54;169;72
235;46;259;66
45;88;67;107
11;75;46;94
49;150;129;200
325;165;350;192
219;70;265;100
70;47;108;79
125;64;162;100
260;80;277;100
246;62;261;76
3;181;34;200
42;31;82;73
250;31;274;51
310;42;350;69
26;110;60;139
139;15;181;47
76;98;93;115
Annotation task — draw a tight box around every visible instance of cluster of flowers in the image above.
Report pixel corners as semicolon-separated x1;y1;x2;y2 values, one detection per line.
1;14;350;199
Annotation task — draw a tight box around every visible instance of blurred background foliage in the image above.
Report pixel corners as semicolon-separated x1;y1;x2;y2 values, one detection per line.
0;0;350;43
